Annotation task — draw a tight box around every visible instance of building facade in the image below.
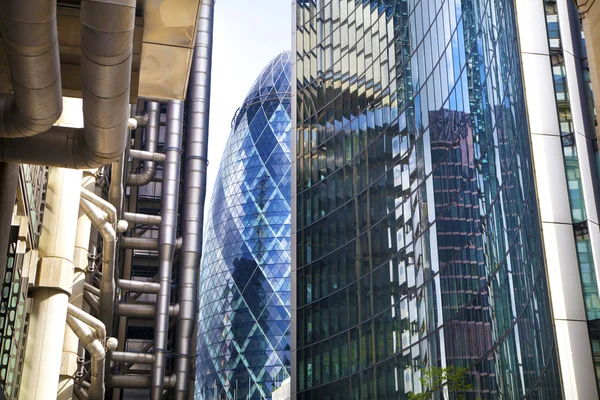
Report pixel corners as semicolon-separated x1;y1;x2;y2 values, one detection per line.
291;1;562;399
517;0;600;397
196;51;292;400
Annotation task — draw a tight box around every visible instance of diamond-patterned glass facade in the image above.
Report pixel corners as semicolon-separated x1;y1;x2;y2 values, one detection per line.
195;51;292;400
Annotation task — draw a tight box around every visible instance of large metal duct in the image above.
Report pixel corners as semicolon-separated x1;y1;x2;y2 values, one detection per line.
174;0;214;397
127;101;162;185
0;0;62;138
0;0;135;168
115;303;179;319
152;100;184;399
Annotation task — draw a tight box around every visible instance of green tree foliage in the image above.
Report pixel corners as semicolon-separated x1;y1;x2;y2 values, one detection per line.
408;366;473;400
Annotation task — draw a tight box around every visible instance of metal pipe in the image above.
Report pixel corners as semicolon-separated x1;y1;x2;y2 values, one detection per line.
111;351;155;364
109;155;125;214
84;282;100;297
175;1;214;397
123;211;162;226
127;101;161;185
66;314;106;400
0;0;62;138
20;168;82;400
152;100;184;398
81;187;117;224
84;291;100;314
121;236;183;250
119;279;161;294
129;149;166;163
73;386;90;400
109;374;176;389
67;303;106;341
80;198;116;334
114;303;179;318
0;0;136;168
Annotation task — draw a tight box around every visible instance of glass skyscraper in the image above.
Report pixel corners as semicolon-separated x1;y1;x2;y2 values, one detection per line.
196;52;292;400
292;1;562;399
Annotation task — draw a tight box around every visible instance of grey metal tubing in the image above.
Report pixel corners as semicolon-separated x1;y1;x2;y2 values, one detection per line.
108;374;176;389
109;155;125;213
120;236;183;250
129;149;166;163
114;303;179;319
73;386;90;400
174;1;214;397
132;113;148;128
119;279;161;294
111;351;155;364
127;101;161;186
67;303;106;341
152;100;184;399
80;198;116;334
0;0;62;138
84;291;100;314
84;283;100;297
123;211;162;226
66;314;105;400
81;188;117;224
0;0;136;168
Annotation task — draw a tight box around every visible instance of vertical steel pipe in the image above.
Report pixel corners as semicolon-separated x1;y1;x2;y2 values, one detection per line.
127;101;161;186
151;100;184;399
174;0;214;397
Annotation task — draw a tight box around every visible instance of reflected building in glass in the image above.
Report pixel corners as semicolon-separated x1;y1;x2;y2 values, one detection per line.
291;1;562;399
195;51;292;400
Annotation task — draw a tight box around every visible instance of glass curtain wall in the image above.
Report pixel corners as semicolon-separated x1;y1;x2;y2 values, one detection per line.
195;52;292;400
293;0;562;399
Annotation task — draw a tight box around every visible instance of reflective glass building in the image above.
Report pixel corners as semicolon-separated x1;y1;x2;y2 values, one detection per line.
292;1;562;399
195;51;292;400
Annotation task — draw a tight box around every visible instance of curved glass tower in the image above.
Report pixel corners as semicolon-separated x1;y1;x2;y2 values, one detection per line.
195;51;292;400
292;1;562;399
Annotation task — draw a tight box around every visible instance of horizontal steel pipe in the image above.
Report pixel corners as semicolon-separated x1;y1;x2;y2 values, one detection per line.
111;351;155;364
108;374;176;389
81;188;117;224
123;212;161;226
83;291;99;314
114;303;179;319
67;304;105;341
119;279;161;294
121;236;183;250
129;149;166;163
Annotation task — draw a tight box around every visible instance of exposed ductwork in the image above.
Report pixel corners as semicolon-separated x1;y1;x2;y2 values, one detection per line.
0;0;62;138
80;197;118;333
0;0;136;169
175;0;214;397
119;279;161;294
109;374;176;390
127;101;162;185
151;100;184;399
111;351;155;364
123;211;162;226
120;235;183;250
115;303;179;319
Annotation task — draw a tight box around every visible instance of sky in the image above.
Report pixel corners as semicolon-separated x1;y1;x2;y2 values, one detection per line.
205;1;292;220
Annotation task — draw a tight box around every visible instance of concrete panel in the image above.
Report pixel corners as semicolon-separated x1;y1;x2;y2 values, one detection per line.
142;0;201;47
138;43;192;101
516;0;551;56
530;134;573;224
542;222;586;321
521;53;560;136
555;319;599;400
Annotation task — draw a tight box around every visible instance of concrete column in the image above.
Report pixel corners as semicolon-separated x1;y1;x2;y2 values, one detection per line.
20;167;83;400
58;170;95;400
